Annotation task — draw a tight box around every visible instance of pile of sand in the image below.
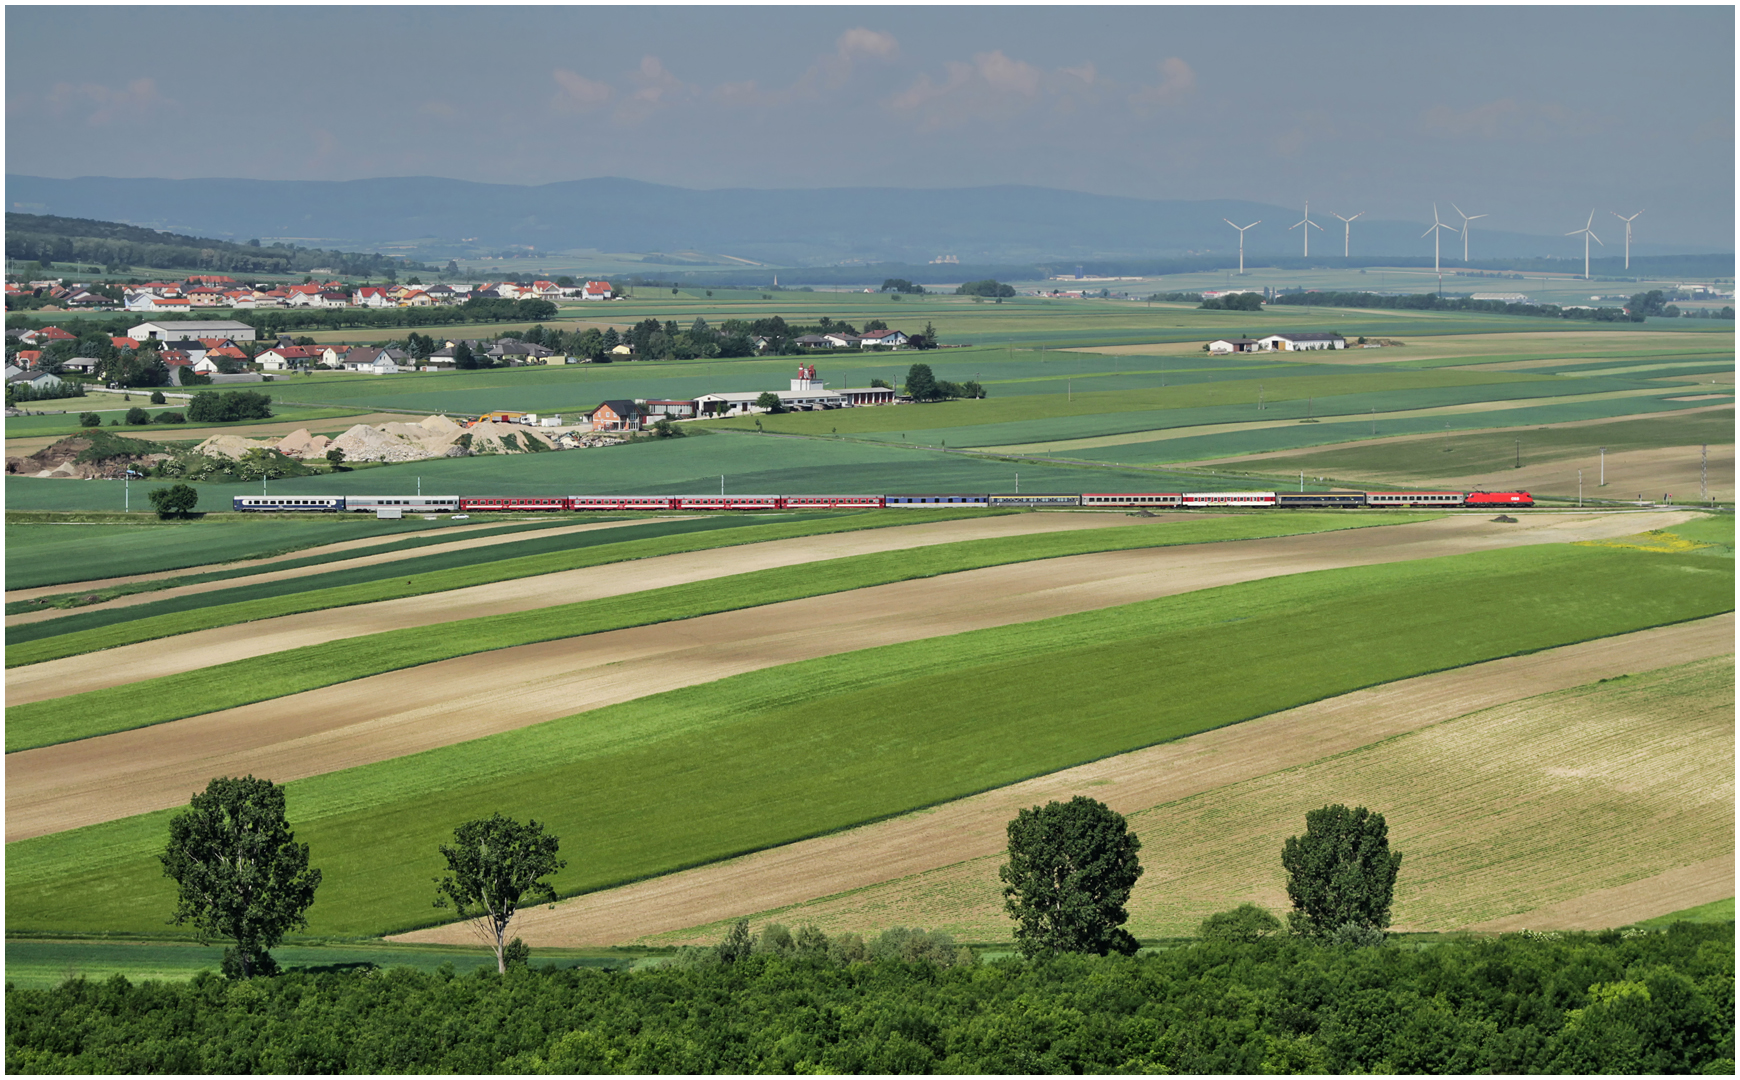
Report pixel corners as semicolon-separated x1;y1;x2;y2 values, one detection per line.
193;434;276;460
327;423;433;463
274;428;333;459
464;420;557;455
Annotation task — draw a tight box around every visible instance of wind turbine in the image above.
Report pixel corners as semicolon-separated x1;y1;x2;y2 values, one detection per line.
1611;210;1643;271
1289;200;1323;258
1422;204;1458;294
1566;210;1603;280
1331;211;1363;257
1222;218;1261;274
1451;204;1487;262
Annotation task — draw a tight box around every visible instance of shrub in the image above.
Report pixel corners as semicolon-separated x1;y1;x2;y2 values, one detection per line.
1199;903;1283;943
124;406;151;425
153;411;186;424
78;412;101;428
149;390;166;404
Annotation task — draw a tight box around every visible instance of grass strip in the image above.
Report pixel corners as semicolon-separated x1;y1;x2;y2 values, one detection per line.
4;518;605;614
4;510;1002;666
5;544;1730;938
6;512;1434;750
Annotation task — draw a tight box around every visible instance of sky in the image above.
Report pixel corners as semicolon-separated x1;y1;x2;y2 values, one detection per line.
5;4;1734;248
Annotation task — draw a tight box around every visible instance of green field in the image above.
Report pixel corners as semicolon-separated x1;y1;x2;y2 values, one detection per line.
7;543;1729;939
7;512;1430;750
5;517;601;612
3;516;494;590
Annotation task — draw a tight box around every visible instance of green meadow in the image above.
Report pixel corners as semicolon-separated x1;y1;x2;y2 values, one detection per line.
6;544;1730;939
8;512;1431;750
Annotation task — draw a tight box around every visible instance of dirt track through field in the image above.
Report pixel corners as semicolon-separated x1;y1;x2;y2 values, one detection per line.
5;511;1698;840
4;513;1138;705
4;517;575;603
390;614;1734;946
4;517;694;627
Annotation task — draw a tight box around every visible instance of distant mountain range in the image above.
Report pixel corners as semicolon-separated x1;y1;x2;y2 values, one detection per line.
7;174;1730;269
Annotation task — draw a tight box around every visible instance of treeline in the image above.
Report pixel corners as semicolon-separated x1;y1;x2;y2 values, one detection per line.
5;924;1729;1073
1268;290;1640;322
4;213;435;278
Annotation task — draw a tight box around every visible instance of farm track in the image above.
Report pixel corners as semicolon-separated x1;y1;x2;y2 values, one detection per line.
4;517;692;627
3;512;1135;705
5;511;1697;840
391;613;1735;946
4;517;567;603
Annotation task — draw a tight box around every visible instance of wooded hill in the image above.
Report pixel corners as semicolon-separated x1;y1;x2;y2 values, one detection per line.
4;213;434;279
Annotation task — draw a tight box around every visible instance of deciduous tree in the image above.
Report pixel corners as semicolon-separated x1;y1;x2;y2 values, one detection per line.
147;482;199;518
159;775;322;977
434;813;566;973
1000;796;1143;958
1281;804;1402;939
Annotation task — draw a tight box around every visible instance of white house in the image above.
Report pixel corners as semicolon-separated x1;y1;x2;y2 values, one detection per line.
859;329;909;348
582;280;614;300
354;286;394;308
1207;338;1261;354
125;294;194;313
1257;332;1346;351
130;320;256;343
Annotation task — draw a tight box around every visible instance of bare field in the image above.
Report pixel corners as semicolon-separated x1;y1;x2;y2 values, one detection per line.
5;512;1137;705
389;615;1733;947
5;512;1691;841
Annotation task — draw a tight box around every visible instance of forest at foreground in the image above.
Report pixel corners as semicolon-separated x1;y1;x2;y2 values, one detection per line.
6;924;1732;1074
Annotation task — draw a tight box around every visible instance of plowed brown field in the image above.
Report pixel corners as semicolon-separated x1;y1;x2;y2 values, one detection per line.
7;512;1696;842
390;616;1733;947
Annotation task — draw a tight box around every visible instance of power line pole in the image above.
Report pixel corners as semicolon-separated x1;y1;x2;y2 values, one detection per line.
1599;447;1606;487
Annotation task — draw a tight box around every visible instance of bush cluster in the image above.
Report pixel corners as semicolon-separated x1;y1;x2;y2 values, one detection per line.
186;390;272;424
5;925;1729;1073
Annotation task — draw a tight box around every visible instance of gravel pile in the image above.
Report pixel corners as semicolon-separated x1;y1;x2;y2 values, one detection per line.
193;434;275;459
328;423;432;463
274;428;333;459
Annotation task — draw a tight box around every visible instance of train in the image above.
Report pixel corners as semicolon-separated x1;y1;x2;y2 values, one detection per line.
233;490;1534;513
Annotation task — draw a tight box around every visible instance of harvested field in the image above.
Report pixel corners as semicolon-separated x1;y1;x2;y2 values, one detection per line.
4;517;676;628
392;616;1735;946
5;512;1700;839
4;512;1132;703
1468;854;1735;932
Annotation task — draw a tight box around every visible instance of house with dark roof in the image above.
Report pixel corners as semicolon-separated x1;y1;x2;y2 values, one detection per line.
589;399;647;432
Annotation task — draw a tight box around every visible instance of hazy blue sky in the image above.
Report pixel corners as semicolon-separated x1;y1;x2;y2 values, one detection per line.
6;5;1734;246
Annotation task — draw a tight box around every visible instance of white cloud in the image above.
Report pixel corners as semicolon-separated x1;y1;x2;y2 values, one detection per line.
890;51;1101;129
47;77;163;126
550;69;615;114
1127;57;1196;109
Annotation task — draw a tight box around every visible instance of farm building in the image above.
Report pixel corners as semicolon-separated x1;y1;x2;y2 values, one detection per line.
1207;338;1261;353
859;329;910;348
1257;332;1346;351
643;399;697;419
129;320;256;343
695;365;897;415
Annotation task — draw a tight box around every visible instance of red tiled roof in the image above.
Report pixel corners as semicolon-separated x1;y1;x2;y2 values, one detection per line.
38;326;76;340
111;336;138;349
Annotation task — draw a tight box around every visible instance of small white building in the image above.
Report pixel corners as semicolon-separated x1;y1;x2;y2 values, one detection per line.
1207;338;1261;354
694;365;897;416
859;329;909;348
1257;332;1346;351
